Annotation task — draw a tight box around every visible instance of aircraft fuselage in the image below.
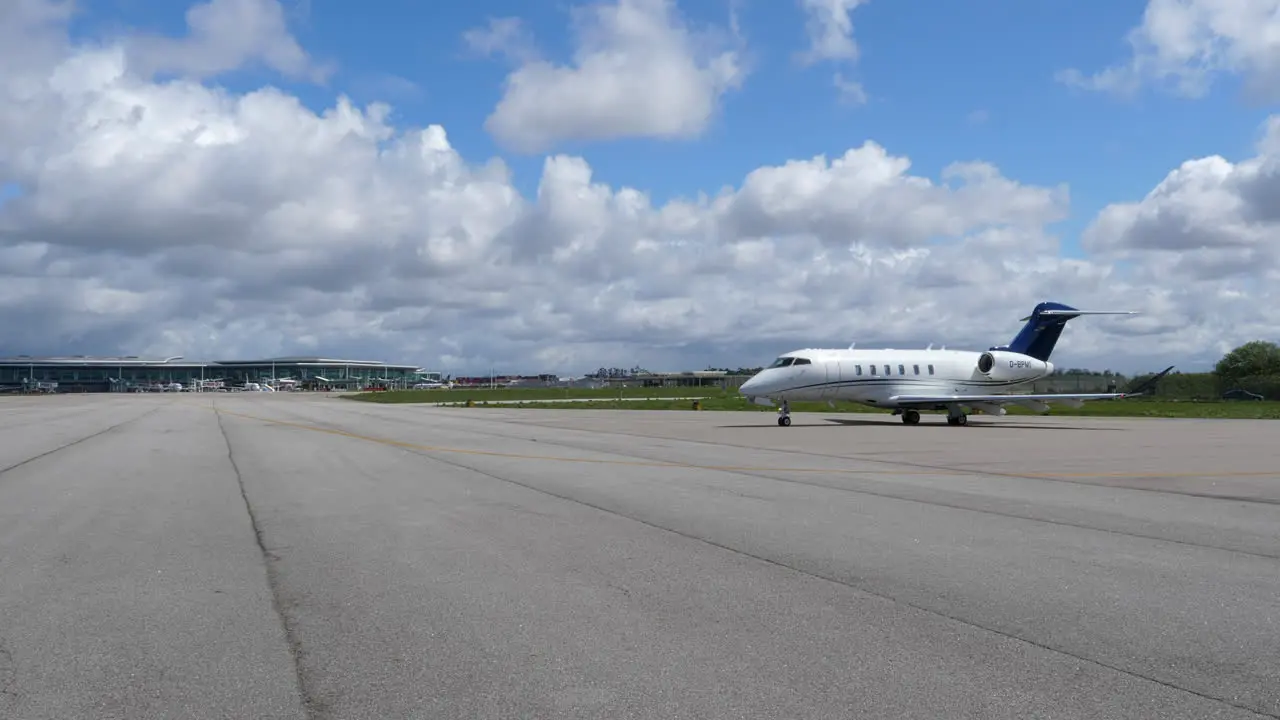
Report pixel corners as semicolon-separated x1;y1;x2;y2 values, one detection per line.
740;348;1052;409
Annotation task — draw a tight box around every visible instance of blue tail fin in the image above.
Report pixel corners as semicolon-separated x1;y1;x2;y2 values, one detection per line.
991;301;1137;362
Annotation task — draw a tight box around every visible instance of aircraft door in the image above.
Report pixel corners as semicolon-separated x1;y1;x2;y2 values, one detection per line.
815;361;832;399
789;357;822;399
829;361;852;400
819;361;842;399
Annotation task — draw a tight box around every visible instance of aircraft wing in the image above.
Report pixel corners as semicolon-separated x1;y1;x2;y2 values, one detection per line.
886;365;1174;411
886;392;1127;411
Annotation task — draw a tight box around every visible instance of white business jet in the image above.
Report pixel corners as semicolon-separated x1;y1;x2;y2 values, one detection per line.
739;301;1138;427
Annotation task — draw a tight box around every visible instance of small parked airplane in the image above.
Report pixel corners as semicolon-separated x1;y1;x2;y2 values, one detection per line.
739;301;1144;426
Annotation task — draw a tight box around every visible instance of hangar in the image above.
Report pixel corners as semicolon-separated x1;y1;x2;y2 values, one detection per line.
0;355;426;393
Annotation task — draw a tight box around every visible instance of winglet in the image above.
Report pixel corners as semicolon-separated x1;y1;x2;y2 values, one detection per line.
1122;365;1175;398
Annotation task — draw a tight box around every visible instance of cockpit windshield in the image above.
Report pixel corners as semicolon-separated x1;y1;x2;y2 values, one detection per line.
768;357;795;368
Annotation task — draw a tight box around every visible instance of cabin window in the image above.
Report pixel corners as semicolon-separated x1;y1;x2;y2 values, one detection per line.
855;365;862;376
927;364;935;375
768;357;794;368
793;358;812;365
869;365;877;375
898;364;905;375
884;365;890;376
913;364;920;375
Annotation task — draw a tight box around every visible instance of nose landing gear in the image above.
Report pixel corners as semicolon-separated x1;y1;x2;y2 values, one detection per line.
777;400;791;426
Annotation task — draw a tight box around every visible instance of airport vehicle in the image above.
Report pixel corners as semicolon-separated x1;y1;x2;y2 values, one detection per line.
739;301;1140;426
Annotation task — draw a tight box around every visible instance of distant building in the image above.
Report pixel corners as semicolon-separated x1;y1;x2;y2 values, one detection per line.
601;370;746;389
0;355;424;393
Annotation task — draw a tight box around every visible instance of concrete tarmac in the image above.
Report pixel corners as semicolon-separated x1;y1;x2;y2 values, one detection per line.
1;393;1278;719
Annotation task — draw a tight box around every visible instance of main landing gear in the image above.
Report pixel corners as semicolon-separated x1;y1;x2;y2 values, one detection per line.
897;408;968;425
773;401;968;427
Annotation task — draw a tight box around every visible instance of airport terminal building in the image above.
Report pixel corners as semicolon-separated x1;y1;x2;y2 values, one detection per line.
0;356;428;393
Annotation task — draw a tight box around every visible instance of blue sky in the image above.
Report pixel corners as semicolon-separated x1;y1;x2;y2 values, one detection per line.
5;0;1275;373
71;0;1268;259
0;182;21;207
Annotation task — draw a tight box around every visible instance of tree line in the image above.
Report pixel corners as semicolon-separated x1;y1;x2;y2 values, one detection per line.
1117;340;1280;400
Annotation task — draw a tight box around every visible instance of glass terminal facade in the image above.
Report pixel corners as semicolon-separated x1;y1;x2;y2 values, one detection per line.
0;356;426;393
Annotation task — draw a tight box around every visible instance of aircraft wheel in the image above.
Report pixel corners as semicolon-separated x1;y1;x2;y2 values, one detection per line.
778;416;791;427
902;410;921;425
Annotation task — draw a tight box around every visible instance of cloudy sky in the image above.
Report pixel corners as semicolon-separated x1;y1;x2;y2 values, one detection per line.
1;0;1277;376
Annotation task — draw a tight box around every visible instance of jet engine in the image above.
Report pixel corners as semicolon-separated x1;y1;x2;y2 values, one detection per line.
975;351;1051;381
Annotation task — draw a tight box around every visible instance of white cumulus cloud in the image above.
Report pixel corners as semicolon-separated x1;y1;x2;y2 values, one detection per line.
1058;0;1280;100
0;0;1276;376
797;0;868;63
797;0;871;104
125;0;332;83
1082;115;1280;359
475;0;747;153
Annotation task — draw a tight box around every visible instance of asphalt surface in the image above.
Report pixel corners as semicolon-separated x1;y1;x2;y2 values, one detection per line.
1;393;1278;719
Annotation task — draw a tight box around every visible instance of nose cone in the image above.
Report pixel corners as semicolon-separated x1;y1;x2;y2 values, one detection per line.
741;370;770;396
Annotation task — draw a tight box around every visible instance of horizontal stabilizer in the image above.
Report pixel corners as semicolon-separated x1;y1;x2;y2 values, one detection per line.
1001;302;1139;362
1018;309;1138;321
